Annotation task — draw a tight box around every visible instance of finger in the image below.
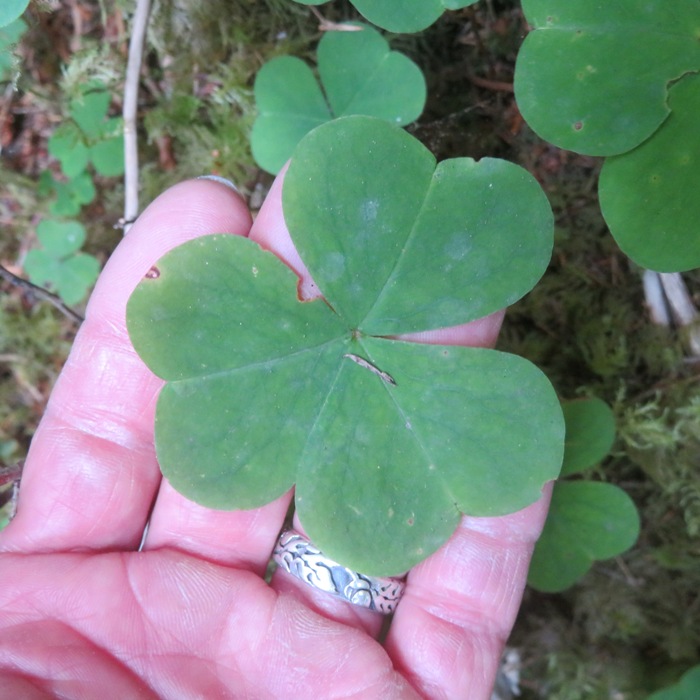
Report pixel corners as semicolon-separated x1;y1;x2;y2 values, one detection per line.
142;479;293;575
384;489;552;700
0;179;252;554
256;168;512;641
269;308;504;639
270;515;387;638
141;174;299;575
251;163;320;300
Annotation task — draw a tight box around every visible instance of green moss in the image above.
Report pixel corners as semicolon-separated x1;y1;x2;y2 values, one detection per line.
3;0;699;691
620;395;700;538
139;0;329;198
495;94;700;700
0;300;74;459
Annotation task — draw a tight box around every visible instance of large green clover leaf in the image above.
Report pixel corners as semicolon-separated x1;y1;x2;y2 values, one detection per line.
127;116;563;576
293;0;477;33
514;0;700;157
251;24;425;174
514;0;700;272
528;398;640;593
24;220;100;305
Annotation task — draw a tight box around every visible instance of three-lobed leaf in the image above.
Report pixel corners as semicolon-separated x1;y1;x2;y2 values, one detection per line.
90;119;125;176
36;219;86;257
51;253;100;305
47;172;97;217
49;88;125;179
49;123;90;179
293;0;478;33
514;0;700;272
70;90;112;138
527;480;640;592
514;0;700;156
24;247;99;306
127;116;563;576
528;398;640;593
26;219;99;304
283;117;554;334
252;24;425;173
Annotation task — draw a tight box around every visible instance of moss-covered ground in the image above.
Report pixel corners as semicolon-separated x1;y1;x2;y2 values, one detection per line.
1;1;698;696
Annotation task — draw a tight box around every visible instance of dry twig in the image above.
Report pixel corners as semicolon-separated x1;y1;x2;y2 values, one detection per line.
122;0;152;233
0;264;83;324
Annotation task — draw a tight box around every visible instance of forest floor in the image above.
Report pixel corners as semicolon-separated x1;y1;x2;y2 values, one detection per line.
1;1;699;697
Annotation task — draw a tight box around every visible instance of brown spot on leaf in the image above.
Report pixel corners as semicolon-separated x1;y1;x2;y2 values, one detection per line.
145;266;160;279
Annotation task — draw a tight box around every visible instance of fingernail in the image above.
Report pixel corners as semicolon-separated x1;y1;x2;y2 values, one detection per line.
196;175;240;192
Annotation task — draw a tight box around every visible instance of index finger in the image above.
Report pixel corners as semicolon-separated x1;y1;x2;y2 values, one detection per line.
252;170;550;697
0;179;253;554
385;493;551;700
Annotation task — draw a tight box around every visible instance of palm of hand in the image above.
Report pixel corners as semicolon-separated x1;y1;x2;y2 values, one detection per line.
1;550;421;698
0;178;549;699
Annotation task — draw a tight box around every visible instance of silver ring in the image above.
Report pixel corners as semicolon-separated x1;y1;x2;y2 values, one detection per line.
273;528;405;614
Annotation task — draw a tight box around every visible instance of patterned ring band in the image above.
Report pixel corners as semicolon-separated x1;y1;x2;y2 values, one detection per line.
272;528;406;615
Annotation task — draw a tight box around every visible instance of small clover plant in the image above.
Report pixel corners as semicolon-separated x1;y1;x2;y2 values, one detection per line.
648;665;700;700
28;81;123;304
127;115;564;576
48;83;125;179
293;0;478;33
514;0;700;272
527;398;640;593
252;23;426;174
38;171;96;218
24;219;100;305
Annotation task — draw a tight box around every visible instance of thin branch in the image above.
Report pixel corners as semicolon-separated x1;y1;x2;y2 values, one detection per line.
122;0;152;234
0;264;83;324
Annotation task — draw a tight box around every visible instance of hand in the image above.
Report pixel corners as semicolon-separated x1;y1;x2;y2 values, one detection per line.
0;176;550;699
